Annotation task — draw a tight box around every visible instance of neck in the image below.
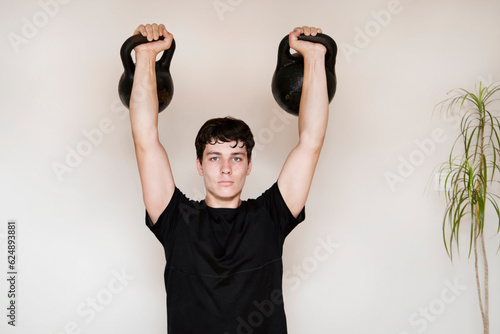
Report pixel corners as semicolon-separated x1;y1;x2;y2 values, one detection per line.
204;193;242;209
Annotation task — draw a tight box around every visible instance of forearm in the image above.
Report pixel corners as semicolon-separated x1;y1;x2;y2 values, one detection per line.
129;53;160;148
298;54;329;150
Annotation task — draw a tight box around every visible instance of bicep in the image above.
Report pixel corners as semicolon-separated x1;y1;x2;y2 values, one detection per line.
135;140;175;224
278;143;321;218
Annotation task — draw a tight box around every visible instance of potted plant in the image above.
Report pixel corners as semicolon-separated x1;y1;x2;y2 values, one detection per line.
437;81;500;334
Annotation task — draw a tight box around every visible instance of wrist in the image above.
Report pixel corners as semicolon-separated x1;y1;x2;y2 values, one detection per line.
303;52;325;64
135;50;158;63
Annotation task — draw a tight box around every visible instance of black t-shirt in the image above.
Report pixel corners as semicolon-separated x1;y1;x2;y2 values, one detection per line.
146;182;305;334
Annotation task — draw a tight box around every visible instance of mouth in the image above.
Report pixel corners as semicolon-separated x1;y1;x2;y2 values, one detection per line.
218;181;234;187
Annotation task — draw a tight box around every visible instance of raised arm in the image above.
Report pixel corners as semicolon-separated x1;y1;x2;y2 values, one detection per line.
277;26;329;218
130;23;175;224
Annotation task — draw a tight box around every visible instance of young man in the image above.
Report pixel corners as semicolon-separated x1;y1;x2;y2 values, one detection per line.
130;23;329;333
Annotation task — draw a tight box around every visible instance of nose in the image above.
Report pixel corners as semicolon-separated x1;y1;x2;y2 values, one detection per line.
221;159;231;174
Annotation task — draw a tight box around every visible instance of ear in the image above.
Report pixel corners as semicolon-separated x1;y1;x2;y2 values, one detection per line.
196;158;203;176
246;159;252;176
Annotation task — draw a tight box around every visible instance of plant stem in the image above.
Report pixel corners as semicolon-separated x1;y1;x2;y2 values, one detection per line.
473;219;487;333
474;108;489;333
481;230;489;332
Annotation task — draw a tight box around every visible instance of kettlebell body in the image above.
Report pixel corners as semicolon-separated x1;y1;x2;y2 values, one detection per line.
118;35;175;113
271;33;337;116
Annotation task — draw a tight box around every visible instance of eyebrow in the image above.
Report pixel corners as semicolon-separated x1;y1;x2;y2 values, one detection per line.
206;151;246;156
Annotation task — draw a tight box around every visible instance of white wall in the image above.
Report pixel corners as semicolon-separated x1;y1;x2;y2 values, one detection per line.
1;0;500;333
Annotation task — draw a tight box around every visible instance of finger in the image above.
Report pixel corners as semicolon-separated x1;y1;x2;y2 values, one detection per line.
134;24;146;36
158;24;172;44
151;23;160;40
309;26;317;36
293;26;304;35
302;26;311;36
159;24;167;36
145;24;153;41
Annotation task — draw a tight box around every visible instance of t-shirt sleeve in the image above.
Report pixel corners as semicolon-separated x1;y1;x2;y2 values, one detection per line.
145;187;187;244
258;182;306;237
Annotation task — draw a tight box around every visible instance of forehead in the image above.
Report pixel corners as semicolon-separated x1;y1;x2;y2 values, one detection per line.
204;140;247;155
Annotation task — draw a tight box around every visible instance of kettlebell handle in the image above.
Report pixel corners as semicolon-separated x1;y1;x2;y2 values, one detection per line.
120;34;176;74
277;33;337;72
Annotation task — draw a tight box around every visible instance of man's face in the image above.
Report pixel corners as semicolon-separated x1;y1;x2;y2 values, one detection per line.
196;140;252;207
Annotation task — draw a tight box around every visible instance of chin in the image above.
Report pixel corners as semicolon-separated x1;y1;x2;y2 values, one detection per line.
210;183;243;199
217;186;241;198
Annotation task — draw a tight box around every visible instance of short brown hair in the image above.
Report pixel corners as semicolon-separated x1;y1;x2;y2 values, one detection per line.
195;117;255;162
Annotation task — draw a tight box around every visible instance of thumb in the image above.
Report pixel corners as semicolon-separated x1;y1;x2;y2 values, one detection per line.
288;29;301;46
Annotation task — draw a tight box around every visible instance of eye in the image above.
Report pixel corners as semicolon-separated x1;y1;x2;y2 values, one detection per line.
233;157;242;162
209;157;219;162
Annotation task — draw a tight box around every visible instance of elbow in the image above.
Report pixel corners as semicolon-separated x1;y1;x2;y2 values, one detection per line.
299;133;325;153
132;130;160;152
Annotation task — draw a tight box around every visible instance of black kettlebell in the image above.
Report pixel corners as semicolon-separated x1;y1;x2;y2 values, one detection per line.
271;33;337;116
118;34;175;113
